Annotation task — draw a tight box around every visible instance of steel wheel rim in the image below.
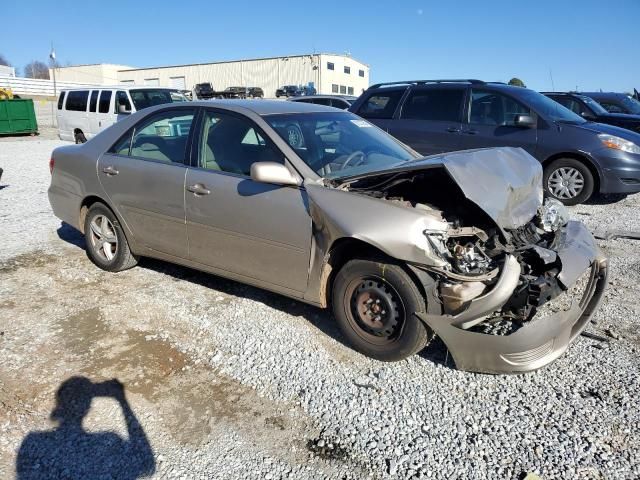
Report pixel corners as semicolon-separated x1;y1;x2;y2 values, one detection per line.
548;167;585;199
89;215;118;262
344;276;404;345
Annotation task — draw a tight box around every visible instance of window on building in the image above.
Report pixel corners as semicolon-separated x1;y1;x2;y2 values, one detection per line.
332;84;339;93
359;70;365;77
344;66;351;74
327;62;334;71
340;85;347;94
347;87;354;95
65;91;89;112
99;90;112;114
89;90;99;113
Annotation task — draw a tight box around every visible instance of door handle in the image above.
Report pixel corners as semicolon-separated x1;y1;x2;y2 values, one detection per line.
446;127;461;133
186;183;211;196
102;166;119;176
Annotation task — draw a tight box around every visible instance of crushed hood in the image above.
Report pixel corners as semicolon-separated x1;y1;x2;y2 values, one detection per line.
338;147;544;230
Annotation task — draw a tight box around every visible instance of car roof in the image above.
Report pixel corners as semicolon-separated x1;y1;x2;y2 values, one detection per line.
185;99;341;115
366;80;528;94
289;95;356;101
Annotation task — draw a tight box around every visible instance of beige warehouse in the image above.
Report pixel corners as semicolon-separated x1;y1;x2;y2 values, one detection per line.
52;53;369;98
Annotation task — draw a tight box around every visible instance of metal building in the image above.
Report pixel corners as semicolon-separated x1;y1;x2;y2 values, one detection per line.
52;53;369;98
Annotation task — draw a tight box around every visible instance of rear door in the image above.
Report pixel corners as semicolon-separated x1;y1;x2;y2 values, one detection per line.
462;89;538;156
184;108;311;294
388;86;466;156
97;107;196;257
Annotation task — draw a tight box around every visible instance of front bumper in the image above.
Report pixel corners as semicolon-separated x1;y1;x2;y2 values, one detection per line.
594;149;640;194
415;221;608;374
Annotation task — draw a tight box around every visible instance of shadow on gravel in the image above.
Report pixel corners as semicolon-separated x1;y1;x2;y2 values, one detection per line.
57;222;86;249
584;193;629;205
16;377;155;480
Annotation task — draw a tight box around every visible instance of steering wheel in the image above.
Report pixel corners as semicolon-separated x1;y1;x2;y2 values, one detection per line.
341;150;366;169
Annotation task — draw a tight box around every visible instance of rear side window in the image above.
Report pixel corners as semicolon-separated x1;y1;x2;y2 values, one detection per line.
401;89;465;122
65;91;89;112
99;91;112;113
57;92;66;110
357;90;405;119
89;91;99;113
599;101;624;114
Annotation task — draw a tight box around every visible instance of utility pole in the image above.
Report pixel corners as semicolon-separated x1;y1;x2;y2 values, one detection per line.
49;44;57;127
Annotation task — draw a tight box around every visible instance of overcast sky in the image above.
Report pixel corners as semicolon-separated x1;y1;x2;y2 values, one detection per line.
2;0;638;92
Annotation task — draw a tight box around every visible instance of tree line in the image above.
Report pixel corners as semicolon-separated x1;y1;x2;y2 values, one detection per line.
0;53;68;80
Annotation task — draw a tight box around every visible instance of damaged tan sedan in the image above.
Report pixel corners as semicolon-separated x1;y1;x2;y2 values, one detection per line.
48;101;608;373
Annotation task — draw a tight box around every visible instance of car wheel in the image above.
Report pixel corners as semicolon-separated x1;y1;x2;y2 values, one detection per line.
74;131;87;144
84;202;138;272
332;258;433;361
543;158;594;206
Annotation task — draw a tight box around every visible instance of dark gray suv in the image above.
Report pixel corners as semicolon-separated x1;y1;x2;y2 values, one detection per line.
350;80;640;204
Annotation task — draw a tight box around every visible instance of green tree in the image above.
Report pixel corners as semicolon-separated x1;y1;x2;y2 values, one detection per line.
508;77;526;87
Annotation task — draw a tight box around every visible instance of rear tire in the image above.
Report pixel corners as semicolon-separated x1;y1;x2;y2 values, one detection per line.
84;202;138;272
74;131;87;144
332;258;432;361
543;158;594;206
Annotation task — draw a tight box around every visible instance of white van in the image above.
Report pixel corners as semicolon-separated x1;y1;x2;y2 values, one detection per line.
56;86;189;143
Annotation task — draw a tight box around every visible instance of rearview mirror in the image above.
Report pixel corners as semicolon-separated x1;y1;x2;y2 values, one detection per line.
250;162;301;186
118;104;131;114
513;114;536;128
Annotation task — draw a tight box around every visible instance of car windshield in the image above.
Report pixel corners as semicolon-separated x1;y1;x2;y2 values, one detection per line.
264;112;418;179
518;89;586;124
578;95;609;115
129;89;188;110
620;96;640;114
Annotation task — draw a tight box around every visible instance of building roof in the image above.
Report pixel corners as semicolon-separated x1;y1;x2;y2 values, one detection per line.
118;53;368;72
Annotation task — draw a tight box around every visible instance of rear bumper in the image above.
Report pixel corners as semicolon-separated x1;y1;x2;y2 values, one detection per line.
416;221;608;374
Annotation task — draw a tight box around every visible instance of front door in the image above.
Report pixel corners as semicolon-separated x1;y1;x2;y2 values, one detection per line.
185;109;311;293
97;108;196;258
462;89;538;156
387;86;466;156
95;90;116;133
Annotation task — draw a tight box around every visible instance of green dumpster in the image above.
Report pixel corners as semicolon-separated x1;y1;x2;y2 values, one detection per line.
0;99;38;135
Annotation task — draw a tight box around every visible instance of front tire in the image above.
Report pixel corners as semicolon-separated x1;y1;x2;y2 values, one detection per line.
84;202;138;272
543;158;594;206
74;131;87;144
332;259;432;361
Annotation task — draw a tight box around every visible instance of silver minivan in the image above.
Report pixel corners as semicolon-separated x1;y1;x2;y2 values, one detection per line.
56;86;188;143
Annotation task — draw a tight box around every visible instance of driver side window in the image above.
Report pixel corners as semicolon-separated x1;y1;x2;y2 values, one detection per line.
470;90;531;126
199;111;284;176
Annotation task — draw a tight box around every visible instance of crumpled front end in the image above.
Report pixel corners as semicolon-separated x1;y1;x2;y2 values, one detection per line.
414;219;608;373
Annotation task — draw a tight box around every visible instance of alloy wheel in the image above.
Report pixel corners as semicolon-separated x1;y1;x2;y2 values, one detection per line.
88;215;118;262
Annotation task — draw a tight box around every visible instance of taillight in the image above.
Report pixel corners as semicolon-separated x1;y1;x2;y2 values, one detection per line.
49;157;54;175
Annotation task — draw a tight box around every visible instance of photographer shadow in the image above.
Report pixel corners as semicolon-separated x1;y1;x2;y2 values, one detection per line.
16;377;155;480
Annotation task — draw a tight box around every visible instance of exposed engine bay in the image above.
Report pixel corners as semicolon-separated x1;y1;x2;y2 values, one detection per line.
339;167;572;333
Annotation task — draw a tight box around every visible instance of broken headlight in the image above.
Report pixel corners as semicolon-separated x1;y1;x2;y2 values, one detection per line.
538;198;569;232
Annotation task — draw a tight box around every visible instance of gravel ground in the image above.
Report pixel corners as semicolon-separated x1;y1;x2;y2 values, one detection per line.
0;138;638;480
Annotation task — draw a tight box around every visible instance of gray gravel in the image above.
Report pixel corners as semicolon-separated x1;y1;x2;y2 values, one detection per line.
0;138;639;479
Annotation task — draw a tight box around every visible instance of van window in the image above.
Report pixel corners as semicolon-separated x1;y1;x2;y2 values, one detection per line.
469;90;531;126
57;92;66;110
99;91;112;113
401;89;465;122
65;91;89;112
356;90;405;119
89;91;99;113
116;91;132;113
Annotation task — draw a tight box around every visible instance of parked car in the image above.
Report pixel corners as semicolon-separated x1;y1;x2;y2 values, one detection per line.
194;83;216;100
276;85;301;98
48;100;607;373
225;86;249;98
247;87;264;98
288;95;357;110
543;92;640;133
581;92;640;115
56;87;188;144
350;79;640;205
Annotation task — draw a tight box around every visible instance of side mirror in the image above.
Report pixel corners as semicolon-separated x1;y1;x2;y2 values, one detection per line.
581;111;596;121
118;104;131;114
513;114;536;128
250;162;301;186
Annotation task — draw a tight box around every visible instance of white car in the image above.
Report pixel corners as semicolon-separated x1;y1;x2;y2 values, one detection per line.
56;86;188;143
